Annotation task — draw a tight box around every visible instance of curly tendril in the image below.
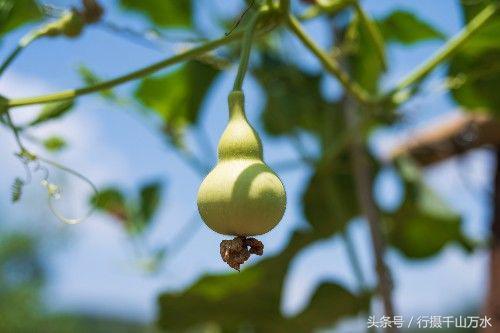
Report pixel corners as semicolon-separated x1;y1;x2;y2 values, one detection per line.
14;150;98;225
37;155;98;225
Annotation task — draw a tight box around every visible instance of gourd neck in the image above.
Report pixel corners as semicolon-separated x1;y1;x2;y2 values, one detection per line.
217;91;264;161
228;90;246;120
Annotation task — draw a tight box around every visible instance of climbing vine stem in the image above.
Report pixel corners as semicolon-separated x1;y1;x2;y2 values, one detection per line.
286;14;373;105
5;30;247;109
387;2;498;101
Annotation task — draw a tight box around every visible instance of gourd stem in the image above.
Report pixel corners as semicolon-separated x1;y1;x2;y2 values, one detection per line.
233;11;262;92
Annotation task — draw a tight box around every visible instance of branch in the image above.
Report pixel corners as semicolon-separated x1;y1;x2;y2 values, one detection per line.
388;3;498;98
5;30;247;109
390;113;500;166
286;14;373;105
280;0;290;14
344;96;397;328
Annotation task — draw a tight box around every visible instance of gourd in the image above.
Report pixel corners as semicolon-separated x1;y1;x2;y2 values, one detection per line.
197;8;286;270
197;92;286;270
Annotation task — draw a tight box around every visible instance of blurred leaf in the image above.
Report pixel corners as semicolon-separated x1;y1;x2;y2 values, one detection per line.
290;283;371;330
91;188;128;222
302;155;359;235
347;14;384;93
460;0;497;23
119;0;191;28
78;65;117;100
448;49;500;112
253;55;330;136
158;230;370;332
28;101;74;127
385;158;472;258
300;0;353;20
378;10;445;44
10;177;24;203
138;181;162;224
448;3;500;112
0;233;36;264
135;61;219;144
0;0;42;38
42;136;66;152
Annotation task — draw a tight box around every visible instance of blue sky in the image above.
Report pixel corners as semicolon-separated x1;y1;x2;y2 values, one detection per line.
0;0;494;330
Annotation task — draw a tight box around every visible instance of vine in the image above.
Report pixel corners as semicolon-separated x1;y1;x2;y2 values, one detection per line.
0;0;498;323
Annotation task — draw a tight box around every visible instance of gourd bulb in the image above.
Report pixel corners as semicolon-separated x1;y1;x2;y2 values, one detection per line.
197;91;286;237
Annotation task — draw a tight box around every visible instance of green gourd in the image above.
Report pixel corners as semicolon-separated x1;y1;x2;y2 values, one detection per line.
197;91;286;236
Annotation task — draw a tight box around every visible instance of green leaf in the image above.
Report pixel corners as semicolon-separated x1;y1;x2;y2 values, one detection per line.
138;181;162;224
302;155;359;235
447;3;500;112
91;188;128;222
385;158;472;259
254;55;335;137
119;0;191;28
0;0;42;38
157;230;370;332
347;14;384;93
77;65;117;100
28;101;74;127
11;177;24;203
300;0;353;20
42;136;67;152
448;49;500;112
290;283;371;331
135;61;219;143
378;10;445;45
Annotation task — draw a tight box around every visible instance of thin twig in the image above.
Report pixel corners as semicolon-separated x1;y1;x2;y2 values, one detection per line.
286;14;373;105
225;0;255;36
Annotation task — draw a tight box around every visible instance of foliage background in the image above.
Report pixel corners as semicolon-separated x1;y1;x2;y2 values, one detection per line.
0;0;496;331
